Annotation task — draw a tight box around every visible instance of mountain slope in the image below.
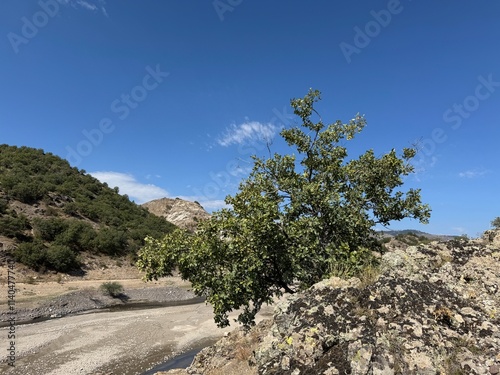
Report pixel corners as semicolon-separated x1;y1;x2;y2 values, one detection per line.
0;144;175;272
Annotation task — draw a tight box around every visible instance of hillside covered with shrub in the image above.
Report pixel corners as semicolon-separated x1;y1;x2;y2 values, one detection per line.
0;144;175;272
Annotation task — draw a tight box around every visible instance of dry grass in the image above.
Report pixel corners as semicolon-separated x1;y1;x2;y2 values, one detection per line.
357;265;381;288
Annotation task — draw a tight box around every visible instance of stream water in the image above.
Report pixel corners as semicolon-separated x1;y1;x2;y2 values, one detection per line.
141;346;205;374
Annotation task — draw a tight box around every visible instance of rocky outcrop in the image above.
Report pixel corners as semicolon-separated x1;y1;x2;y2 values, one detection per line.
161;230;500;375
142;198;210;232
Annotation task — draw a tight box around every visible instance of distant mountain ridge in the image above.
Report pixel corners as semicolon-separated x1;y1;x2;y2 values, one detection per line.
379;229;457;242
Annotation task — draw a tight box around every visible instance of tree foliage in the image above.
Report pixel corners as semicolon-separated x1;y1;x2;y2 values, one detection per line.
137;89;431;327
492;217;500;229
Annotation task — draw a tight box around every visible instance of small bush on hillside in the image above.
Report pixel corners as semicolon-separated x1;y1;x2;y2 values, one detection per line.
100;282;124;298
45;244;79;272
10;181;47;204
93;228;127;255
33;217;68;241
0;213;30;239
13;239;47;271
14;240;79;272
53;220;97;252
0;198;8;214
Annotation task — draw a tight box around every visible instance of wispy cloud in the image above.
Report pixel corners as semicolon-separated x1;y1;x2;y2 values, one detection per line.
58;0;108;16
458;169;488;179
90;171;169;204
217;121;279;147
76;0;97;11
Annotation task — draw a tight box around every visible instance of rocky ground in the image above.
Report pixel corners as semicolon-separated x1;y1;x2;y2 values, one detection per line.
162;230;500;375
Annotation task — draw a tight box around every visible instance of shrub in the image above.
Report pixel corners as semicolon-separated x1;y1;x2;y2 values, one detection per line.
13;240;47;271
0;213;30;239
33;217;68;241
46;245;79;272
491;217;500;229
100;282;124;297
93;228;127;255
10;181;47;203
54;220;97;252
0;198;8;214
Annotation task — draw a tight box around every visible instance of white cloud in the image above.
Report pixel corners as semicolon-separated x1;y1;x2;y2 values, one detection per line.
58;0;108;16
458;169;488;178
217;121;279;147
90;171;169;204
76;0;97;11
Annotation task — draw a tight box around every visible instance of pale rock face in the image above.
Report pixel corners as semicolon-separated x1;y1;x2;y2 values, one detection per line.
142;197;210;232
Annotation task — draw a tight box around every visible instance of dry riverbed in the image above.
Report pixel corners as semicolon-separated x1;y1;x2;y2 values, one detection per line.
0;297;275;375
0;260;276;374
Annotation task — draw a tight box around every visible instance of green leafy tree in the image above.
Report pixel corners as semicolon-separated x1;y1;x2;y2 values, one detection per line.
140;89;431;327
492;217;500;229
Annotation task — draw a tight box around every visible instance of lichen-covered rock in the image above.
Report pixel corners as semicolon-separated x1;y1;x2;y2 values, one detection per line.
162;231;500;375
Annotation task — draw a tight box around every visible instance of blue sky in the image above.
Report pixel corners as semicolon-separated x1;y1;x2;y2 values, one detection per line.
1;1;499;237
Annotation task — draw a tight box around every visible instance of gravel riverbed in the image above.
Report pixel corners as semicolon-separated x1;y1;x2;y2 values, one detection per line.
0;285;275;375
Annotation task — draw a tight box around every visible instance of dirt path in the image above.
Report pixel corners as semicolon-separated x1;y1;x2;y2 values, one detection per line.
0;300;275;375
